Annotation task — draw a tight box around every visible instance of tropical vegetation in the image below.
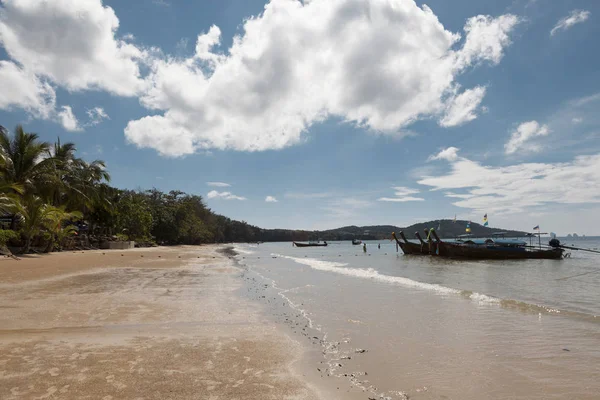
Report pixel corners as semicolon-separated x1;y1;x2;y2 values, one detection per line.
0;124;263;254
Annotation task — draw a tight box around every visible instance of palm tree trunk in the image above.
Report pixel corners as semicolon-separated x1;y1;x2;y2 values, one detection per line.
22;236;31;254
44;234;55;253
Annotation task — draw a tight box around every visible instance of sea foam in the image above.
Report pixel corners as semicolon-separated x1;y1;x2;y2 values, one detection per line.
272;253;499;303
233;246;255;255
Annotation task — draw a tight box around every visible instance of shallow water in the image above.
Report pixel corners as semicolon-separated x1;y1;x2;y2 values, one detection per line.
235;239;600;399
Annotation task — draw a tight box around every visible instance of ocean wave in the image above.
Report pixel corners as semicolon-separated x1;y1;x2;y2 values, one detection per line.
272;253;461;296
270;254;600;320
233;246;255;255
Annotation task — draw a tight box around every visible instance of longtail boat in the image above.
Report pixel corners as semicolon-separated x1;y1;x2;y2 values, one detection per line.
293;241;328;247
425;229;563;260
352;239;362;245
391;231;430;255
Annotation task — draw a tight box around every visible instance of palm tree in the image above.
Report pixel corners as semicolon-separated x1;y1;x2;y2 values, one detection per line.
42;206;83;252
63;159;111;212
0;125;51;191
41;137;78;206
16;195;49;253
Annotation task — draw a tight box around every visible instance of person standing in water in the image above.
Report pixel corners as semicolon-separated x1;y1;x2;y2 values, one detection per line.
363;243;367;253
378;243;381;249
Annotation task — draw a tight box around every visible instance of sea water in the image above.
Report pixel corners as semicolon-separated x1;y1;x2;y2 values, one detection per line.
235;239;600;399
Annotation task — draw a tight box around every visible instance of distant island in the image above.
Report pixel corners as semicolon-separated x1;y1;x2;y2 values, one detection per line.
255;220;528;242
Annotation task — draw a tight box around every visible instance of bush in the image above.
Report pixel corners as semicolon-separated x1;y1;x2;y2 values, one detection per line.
0;229;18;246
115;233;129;241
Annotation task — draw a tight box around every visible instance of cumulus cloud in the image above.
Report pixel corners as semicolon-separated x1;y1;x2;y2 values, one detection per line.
86;107;110;126
428;146;460;162
378;186;424;202
0;60;56;118
505;121;550;154
207;182;231;187
551;10;591;36
207;190;246;200
265;196;278;202
125;0;520;156
0;0;520;153
0;0;147;96
456;14;519;67
57;106;82;131
439;86;487;127
418;150;600;214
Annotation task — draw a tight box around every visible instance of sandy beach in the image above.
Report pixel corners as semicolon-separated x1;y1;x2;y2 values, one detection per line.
0;246;324;400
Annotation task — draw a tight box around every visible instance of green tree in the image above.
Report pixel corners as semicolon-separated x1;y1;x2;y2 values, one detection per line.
42;206;83;252
115;191;153;241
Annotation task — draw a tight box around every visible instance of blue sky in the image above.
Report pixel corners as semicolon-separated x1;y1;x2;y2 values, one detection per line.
0;0;599;234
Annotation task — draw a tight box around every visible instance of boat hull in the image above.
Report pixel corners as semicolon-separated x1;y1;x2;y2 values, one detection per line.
293;242;328;247
398;240;430;255
434;242;563;260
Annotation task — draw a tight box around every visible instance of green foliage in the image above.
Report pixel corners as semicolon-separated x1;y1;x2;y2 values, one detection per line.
115;191;153;241
0;229;17;245
115;233;129;241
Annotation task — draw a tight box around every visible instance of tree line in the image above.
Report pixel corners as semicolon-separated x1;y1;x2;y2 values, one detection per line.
0;125;292;254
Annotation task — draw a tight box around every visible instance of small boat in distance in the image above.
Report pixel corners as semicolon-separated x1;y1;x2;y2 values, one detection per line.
293;241;328;247
352;239;362;245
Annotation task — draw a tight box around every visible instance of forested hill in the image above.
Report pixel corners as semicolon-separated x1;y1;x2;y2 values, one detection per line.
254;220;528;242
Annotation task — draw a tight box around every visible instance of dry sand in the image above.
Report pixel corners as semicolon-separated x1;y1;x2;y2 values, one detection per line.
0;246;324;399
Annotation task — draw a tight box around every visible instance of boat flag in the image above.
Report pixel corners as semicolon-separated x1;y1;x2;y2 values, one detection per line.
483;213;488;227
533;225;540;230
466;221;471;233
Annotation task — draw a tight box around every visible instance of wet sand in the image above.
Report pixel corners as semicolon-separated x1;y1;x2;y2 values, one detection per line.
0;246;323;399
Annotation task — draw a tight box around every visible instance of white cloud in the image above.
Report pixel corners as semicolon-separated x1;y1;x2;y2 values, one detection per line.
57;106;82;132
572;117;583;124
439;86;486;127
0;0;147;96
265;196;278;202
378;186;424;202
391;186;420;196
284;192;333;200
207;190;246;200
86;107;110;126
456;14;519;67
417;152;600;215
125;1;519;156
551;10;591;36
378;196;425;202
505;121;550;154
0;60;56;118
428;146;460;162
207;181;231;187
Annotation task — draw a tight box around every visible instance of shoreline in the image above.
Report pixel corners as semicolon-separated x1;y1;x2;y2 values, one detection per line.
0;245;326;399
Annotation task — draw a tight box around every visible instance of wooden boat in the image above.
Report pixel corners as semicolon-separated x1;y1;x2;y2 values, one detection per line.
391;232;430;255
352;239;362;245
426;230;563;260
293;241;328;247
